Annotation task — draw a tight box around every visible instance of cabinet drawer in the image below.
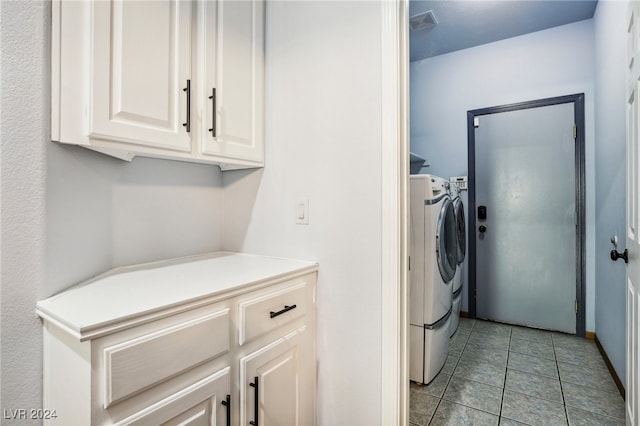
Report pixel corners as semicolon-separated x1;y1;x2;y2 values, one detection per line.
239;281;308;345
103;309;230;407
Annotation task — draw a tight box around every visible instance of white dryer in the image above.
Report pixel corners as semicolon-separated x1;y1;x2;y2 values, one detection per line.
409;175;457;385
448;181;466;336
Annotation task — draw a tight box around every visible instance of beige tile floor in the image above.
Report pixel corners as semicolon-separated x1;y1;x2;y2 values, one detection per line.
410;318;626;426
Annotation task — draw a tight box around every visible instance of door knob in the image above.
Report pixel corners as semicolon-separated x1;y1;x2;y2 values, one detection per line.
479;225;487;233
611;249;628;263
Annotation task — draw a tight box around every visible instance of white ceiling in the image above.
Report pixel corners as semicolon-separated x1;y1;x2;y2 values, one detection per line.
409;0;598;62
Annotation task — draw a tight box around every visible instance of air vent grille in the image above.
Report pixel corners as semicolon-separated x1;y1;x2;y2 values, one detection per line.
409;10;438;31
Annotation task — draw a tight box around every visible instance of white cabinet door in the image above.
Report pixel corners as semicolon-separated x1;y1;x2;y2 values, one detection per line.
240;328;314;426
201;0;264;165
91;0;192;153
117;367;231;426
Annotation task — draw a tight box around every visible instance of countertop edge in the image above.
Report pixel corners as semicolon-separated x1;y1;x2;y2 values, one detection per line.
36;252;319;341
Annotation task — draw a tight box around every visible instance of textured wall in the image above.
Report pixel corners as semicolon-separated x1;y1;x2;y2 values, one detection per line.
593;0;627;385
410;20;597;331
1;2;48;421
1;2;225;422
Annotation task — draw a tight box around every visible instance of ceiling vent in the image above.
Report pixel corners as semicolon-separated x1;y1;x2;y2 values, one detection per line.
409;10;438;31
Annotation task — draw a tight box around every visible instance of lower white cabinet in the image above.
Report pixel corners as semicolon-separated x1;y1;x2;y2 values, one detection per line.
37;252;318;426
240;327;314;426
117;366;231;426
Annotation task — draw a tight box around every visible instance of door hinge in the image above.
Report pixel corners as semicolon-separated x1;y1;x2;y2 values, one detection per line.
573;125;577;140
408;256;411;270
575;300;578;314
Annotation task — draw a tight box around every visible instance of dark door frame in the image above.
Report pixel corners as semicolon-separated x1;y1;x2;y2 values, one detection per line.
467;93;586;337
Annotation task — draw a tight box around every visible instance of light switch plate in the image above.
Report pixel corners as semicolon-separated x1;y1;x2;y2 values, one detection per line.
296;199;309;225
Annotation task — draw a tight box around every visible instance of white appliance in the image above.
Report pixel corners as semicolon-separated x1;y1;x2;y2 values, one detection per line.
409;174;457;385
448;181;466;336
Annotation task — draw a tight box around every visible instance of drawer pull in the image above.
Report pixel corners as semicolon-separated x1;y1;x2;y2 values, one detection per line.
269;304;297;319
221;394;231;426
249;376;259;426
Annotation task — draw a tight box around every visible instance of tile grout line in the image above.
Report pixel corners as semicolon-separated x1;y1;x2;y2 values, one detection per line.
552;335;571;425
425;396;443;426
497;327;512;422
503;387;570;407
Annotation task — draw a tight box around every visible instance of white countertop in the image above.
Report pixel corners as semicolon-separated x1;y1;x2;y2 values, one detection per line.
36;252;318;340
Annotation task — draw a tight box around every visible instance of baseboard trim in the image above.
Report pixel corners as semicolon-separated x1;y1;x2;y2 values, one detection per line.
460;311;469;318
585;331;595;340
593;334;626;399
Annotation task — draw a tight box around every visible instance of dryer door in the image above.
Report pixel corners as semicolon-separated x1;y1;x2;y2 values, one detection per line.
454;198;466;265
436;198;457;283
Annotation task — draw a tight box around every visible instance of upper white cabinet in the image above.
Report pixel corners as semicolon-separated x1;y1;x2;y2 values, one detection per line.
51;0;264;171
92;0;193;153
199;0;264;163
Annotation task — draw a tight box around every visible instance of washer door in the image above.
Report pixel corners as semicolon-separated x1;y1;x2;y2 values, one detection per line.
436;198;457;283
454;198;466;265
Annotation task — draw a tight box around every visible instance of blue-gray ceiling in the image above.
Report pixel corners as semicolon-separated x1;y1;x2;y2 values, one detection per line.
410;0;598;62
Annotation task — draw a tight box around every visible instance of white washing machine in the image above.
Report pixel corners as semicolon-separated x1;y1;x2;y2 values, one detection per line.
409;175;457;385
448;181;466;336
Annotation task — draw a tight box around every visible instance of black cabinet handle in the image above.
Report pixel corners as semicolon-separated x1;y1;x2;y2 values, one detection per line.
208;88;216;137
182;79;191;132
611;249;628;263
249;376;259;426
270;304;297;319
221;394;230;426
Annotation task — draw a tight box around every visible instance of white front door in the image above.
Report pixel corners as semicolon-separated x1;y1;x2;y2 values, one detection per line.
472;100;579;334
626;2;640;424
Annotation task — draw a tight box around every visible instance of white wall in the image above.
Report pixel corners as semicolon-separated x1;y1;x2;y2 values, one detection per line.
593;0;627;385
222;1;385;424
45;148;224;295
1;1;224;420
410;20;597;331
